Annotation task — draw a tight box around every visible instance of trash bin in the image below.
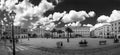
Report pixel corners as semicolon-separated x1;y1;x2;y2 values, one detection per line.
56;41;63;48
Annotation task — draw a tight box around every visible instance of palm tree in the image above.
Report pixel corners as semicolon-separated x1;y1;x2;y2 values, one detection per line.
65;27;73;42
50;28;57;38
57;30;64;38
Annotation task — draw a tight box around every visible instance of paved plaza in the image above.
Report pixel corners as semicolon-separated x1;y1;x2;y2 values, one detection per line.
1;38;120;55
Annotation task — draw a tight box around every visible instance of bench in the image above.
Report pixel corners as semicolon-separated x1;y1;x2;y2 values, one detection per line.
114;38;119;43
56;41;63;48
99;40;106;45
79;40;88;47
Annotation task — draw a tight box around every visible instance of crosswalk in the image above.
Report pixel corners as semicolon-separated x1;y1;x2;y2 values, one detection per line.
7;45;29;52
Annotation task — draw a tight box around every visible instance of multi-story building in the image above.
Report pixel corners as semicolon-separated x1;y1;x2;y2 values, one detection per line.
32;28;50;37
93;24;112;38
3;25;21;38
54;27;65;38
20;28;28;38
2;25;28;39
110;19;120;38
55;26;90;38
69;26;90;37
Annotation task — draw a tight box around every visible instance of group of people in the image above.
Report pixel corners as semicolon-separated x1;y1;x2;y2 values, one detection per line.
79;39;88;44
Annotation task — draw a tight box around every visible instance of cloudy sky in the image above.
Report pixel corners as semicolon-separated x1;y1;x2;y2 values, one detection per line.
1;0;120;30
30;0;120;25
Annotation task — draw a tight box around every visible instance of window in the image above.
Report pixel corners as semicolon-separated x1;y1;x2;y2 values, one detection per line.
112;24;113;26
115;27;117;29
115;23;116;25
119;22;120;24
119;27;120;32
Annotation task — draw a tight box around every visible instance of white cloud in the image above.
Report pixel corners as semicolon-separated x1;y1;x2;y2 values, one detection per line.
83;24;93;27
88;11;95;17
0;0;57;30
52;11;66;21
65;21;81;27
97;10;120;23
90;23;111;31
62;10;95;23
110;10;120;22
97;15;110;23
0;0;96;31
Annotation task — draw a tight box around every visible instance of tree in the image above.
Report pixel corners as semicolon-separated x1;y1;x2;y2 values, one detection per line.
44;33;51;38
65;27;73;42
32;33;38;38
0;10;11;25
28;33;31;40
3;32;8;36
57;30;64;38
50;28;57;38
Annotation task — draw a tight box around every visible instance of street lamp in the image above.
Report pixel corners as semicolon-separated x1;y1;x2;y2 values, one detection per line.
10;11;16;55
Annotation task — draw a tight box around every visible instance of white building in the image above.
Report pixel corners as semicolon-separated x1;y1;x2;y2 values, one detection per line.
69;26;90;37
32;28;50;37
93;24;112;38
110;19;120;38
55;26;90;38
2;25;28;38
3;25;21;38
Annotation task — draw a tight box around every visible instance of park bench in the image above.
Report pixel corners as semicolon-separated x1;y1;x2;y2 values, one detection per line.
79;40;88;47
56;41;63;48
114;38;119;43
99;40;106;45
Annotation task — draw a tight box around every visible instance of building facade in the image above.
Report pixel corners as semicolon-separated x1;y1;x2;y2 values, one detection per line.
111;19;120;38
93;24;112;38
54;26;90;38
32;28;50;37
69;26;90;37
2;25;28;39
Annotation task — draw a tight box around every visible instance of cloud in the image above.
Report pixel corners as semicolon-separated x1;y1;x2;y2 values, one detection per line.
97;10;120;23
0;0;96;31
88;11;95;17
110;10;120;22
52;11;66;21
0;0;57;30
97;15;110;23
83;24;93;27
65;21;81;27
90;23;111;31
61;10;95;23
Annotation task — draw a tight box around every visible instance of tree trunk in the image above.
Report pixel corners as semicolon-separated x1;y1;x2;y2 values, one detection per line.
67;33;69;43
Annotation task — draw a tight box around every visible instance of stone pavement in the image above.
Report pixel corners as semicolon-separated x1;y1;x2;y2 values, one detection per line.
14;43;120;55
0;41;9;55
1;39;120;55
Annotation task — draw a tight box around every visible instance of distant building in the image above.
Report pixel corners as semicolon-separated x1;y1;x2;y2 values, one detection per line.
2;25;28;38
20;28;28;38
110;19;120;38
32;28;50;37
3;25;21;38
92;24;112;38
54;27;65;38
55;26;90;38
69;26;90;37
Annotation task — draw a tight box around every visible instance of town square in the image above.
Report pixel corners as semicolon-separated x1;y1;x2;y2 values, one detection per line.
1;0;120;55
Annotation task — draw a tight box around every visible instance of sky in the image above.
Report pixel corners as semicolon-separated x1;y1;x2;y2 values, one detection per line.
30;0;120;25
1;0;120;30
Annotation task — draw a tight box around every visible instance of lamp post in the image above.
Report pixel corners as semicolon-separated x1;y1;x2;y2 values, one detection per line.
10;11;16;55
